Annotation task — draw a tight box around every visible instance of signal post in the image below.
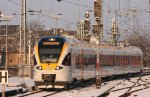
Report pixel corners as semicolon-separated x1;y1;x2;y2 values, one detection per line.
93;0;103;88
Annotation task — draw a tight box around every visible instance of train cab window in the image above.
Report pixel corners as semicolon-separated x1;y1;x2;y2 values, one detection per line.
62;53;71;66
39;48;62;63
33;55;37;66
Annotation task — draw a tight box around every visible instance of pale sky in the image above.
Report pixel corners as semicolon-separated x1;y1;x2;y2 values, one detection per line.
0;0;150;40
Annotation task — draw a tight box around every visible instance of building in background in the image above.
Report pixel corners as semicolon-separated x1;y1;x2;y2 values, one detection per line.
0;25;77;67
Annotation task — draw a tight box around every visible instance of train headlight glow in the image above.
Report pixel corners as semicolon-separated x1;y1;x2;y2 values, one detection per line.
36;66;42;70
55;66;63;70
49;38;55;41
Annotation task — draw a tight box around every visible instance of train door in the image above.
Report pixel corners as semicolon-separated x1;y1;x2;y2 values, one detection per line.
62;53;72;81
62;53;71;66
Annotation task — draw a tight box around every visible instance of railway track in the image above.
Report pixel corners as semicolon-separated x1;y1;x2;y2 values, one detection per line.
15;74;150;97
118;76;142;97
42;91;64;97
16;90;41;97
16;89;63;97
97;79;127;97
17;90;44;97
98;75;150;97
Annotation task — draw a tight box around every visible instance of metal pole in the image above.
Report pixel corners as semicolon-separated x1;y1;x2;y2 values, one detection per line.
5;17;8;70
55;18;57;35
28;30;31;78
2;84;5;97
96;34;101;88
19;0;23;77
53;15;61;35
78;0;80;21
94;0;103;88
28;30;31;65
28;42;31;66
23;0;26;77
24;0;26;65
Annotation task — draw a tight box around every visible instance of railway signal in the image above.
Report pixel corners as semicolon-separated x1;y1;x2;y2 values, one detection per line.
111;18;119;46
94;0;101;18
77;11;91;42
92;24;102;36
83;11;91;42
93;0;103;88
0;70;8;97
83;19;91;42
84;19;90;32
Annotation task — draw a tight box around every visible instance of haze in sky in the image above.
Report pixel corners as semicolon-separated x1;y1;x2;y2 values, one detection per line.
0;0;150;40
0;0;93;30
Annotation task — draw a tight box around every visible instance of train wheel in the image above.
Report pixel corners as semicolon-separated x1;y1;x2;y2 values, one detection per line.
64;85;70;90
64;83;71;90
32;86;38;91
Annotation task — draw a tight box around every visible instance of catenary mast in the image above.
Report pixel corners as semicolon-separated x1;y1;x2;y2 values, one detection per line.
93;0;103;88
19;0;27;77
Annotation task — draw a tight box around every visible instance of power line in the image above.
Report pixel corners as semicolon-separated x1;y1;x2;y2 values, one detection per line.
7;0;20;7
40;12;77;25
7;0;31;10
63;0;91;9
7;0;122;18
63;0;120;16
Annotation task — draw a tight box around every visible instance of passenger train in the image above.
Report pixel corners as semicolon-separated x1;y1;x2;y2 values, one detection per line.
33;36;143;88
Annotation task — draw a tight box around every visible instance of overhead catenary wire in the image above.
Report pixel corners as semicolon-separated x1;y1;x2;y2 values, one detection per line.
7;0;20;7
40;12;77;25
6;0;150;31
7;0;150;20
7;0;128;20
63;0;122;16
7;0;77;27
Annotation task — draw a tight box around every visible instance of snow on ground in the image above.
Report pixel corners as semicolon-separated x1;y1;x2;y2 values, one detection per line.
1;75;150;97
8;77;35;87
51;75;150;97
107;75;150;97
51;80;123;97
0;77;35;92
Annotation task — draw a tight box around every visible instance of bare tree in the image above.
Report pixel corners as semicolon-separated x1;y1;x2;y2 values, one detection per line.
28;20;44;31
127;33;150;67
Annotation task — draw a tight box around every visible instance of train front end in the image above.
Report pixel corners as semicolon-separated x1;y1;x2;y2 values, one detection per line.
33;36;71;88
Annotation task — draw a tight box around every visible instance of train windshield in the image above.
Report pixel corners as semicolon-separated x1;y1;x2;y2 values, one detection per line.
38;37;65;63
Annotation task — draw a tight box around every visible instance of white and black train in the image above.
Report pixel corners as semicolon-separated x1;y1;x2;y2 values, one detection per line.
33;36;143;88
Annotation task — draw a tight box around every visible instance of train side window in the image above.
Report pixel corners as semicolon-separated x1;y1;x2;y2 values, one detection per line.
62;53;71;66
75;54;79;68
138;56;141;65
33;55;37;66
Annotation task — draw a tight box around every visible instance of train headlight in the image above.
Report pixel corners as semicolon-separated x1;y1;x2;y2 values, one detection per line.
36;66;43;70
55;66;63;70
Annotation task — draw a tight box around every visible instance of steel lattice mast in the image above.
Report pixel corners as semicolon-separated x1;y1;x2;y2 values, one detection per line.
19;0;27;77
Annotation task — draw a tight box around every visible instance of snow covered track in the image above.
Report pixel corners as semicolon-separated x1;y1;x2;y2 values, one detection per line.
118;76;150;97
17;90;43;97
8;75;150;97
98;75;150;97
16;90;63;97
118;76;142;97
97;79;127;97
14;86;70;97
42;91;64;97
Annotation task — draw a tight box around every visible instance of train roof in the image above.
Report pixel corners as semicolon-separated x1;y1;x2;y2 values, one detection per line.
38;36;143;56
64;37;143;56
